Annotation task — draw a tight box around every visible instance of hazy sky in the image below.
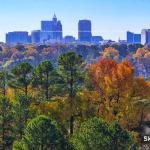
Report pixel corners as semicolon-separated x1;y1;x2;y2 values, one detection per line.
0;0;150;42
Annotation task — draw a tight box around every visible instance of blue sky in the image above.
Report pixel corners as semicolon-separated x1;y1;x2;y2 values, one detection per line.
0;0;150;42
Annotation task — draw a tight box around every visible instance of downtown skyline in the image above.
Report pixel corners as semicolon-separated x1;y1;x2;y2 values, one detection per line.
4;15;150;45
0;0;150;42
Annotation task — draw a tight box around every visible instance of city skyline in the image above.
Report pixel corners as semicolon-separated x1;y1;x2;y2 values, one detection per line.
5;15;150;45
1;0;150;42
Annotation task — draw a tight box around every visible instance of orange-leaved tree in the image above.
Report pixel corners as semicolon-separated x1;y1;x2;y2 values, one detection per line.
88;58;150;130
101;47;119;61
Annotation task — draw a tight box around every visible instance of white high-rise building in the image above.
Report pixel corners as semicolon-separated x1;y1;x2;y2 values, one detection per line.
141;29;150;45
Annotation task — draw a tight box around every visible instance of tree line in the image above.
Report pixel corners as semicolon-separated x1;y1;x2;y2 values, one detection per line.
0;51;150;149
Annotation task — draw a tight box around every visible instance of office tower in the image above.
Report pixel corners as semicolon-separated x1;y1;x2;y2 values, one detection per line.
31;30;41;43
53;19;62;40
40;14;62;43
91;36;103;44
28;35;32;43
127;31;134;43
141;29;150;45
78;20;92;42
41;21;53;31
40;32;52;43
127;31;141;44
134;34;141;43
6;31;29;45
64;36;75;43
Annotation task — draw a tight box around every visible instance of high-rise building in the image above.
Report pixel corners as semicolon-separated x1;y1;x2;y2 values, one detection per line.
127;31;134;43
31;30;41;43
78;20;92;42
40;14;62;43
6;31;29;45
127;31;141;44
63;36;75;43
134;34;141;43
28;35;32;44
40;32;52;43
41;21;53;31
141;29;150;45
91;36;103;44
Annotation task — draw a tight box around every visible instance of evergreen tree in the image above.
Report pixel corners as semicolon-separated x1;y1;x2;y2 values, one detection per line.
32;61;56;100
13;95;31;139
0;97;14;150
10;62;33;96
58;52;84;135
71;117;138;150
0;70;11;96
13;115;72;150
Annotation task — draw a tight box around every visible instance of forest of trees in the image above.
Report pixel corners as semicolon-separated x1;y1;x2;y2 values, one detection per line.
0;50;150;149
1;43;150;78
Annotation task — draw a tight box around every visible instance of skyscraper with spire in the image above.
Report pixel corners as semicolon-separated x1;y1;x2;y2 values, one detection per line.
40;14;62;43
52;14;62;40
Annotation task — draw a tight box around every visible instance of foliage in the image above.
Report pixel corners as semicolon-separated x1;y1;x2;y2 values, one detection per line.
58;52;84;97
0;70;11;96
102;47;119;60
0;48;149;148
71;117;138;150
134;48;150;59
32;60;56;100
13;95;32;139
13;115;72;150
0;97;14;149
58;52;85;135
10;62;33;95
88;58;150;129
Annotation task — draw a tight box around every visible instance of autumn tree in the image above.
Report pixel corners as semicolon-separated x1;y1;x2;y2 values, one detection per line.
102;47;119;61
134;48;150;59
25;45;39;66
134;98;150;128
88;58;150;129
39;91;97;135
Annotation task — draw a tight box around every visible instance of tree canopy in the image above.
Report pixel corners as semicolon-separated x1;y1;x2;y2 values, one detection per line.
71;117;137;150
13;115;72;150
